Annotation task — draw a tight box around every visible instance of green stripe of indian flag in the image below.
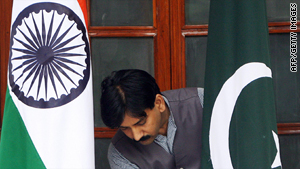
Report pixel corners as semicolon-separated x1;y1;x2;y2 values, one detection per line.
0;88;46;169
0;0;95;168
7;78;95;169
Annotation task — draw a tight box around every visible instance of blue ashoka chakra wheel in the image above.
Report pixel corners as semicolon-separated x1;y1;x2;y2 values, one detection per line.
9;2;90;108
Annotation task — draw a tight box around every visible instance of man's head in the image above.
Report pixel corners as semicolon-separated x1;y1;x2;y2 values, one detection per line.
101;69;169;145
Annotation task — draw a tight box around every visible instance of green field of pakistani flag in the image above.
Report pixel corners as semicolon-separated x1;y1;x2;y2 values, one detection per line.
201;0;282;168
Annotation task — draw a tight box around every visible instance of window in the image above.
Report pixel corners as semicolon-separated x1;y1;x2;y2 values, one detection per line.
1;0;299;168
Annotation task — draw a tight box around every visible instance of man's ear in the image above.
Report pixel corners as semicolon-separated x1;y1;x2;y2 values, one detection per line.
155;94;166;112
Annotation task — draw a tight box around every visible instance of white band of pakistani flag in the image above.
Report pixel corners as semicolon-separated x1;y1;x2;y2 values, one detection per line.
209;62;281;169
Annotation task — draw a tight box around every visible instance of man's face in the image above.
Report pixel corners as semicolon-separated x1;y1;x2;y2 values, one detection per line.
119;95;168;145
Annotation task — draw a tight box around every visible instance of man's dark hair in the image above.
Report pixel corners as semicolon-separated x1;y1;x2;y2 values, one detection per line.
100;69;161;129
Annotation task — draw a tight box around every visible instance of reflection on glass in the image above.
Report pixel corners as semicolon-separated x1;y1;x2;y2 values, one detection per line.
92;37;154;127
266;0;300;22
185;0;210;25
269;34;300;123
185;36;207;88
279;134;300;168
95;138;111;169
185;0;300;24
90;0;153;26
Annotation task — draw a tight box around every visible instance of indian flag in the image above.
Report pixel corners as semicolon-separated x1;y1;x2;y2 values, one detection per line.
0;0;95;168
201;0;282;168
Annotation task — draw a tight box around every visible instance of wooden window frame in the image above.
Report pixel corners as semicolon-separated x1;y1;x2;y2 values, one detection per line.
1;0;300;138
169;0;300;136
0;0;12;127
87;0;171;138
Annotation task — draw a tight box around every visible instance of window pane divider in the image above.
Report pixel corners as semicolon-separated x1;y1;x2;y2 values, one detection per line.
89;27;157;37
94;127;117;138
278;123;300;135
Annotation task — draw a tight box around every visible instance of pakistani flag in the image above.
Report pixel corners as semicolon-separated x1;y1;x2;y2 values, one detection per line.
0;0;95;168
201;0;282;168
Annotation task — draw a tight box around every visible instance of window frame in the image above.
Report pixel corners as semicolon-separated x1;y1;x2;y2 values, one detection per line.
0;0;299;139
87;0;171;138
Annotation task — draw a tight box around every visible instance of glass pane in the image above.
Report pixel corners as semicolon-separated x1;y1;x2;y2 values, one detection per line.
92;37;154;127
185;36;207;88
95;138;111;169
90;0;153;26
279;134;300;168
269;34;300;123
266;0;300;22
185;0;210;25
